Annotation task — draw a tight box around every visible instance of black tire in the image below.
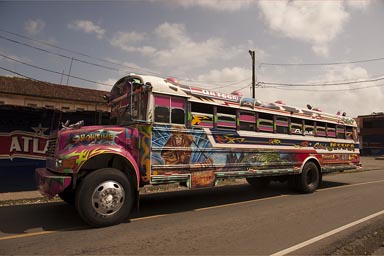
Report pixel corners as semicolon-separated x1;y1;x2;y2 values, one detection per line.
58;189;75;205
296;162;320;194
246;177;270;189
75;168;134;227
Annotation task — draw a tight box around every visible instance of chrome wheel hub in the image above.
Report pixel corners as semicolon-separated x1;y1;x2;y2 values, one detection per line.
92;181;125;216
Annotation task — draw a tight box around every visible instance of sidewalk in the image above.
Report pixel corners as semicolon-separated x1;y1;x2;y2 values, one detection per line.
0;156;382;203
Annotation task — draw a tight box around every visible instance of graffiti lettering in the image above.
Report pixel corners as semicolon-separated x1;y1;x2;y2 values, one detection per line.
269;139;281;145
314;142;355;152
71;131;114;144
215;135;245;144
202;90;238;101
322;154;336;160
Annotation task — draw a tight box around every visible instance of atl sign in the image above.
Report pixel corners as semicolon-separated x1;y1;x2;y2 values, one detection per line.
0;124;49;160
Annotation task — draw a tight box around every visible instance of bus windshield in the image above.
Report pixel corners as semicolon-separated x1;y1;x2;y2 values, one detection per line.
110;76;148;125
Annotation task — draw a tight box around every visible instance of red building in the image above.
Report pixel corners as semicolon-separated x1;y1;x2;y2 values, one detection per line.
0;76;110;192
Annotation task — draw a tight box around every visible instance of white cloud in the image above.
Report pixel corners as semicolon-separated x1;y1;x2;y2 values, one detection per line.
192;66;251;94
322;65;369;82
68;20;105;39
259;65;384;117
100;78;117;87
109;22;265;79
24;19;45;35
258;1;356;57
151;22;240;72
345;0;370;10
151;23;223;69
197;67;250;82
161;0;253;11
110;31;156;55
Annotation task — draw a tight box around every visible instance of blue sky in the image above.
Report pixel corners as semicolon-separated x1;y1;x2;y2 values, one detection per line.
1;0;383;117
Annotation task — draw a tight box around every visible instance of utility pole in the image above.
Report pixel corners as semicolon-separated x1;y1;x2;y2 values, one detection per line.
249;50;256;99
66;57;73;85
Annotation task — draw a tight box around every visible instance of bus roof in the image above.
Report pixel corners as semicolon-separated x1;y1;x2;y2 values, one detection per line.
129;74;357;126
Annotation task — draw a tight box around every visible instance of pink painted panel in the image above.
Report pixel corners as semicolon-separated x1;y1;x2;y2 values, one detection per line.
239;114;255;122
155;95;170;107
171;97;185;109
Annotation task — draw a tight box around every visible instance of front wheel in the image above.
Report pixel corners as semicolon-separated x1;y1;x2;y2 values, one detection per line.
296;162;320;194
75;168;134;227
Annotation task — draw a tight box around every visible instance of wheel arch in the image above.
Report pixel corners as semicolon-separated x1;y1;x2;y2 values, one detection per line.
300;156;321;174
76;153;140;191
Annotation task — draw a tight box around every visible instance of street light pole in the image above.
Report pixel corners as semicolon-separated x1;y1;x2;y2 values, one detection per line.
249;50;255;99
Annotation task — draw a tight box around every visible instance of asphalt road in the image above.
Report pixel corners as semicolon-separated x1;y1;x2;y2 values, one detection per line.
1;168;384;255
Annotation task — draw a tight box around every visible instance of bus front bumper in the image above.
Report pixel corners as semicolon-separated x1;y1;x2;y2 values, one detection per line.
35;168;72;199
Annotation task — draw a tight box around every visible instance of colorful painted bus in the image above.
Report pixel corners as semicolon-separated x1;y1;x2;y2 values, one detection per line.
36;74;360;227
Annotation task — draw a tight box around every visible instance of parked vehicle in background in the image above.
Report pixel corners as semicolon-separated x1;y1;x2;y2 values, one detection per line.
36;74;360;227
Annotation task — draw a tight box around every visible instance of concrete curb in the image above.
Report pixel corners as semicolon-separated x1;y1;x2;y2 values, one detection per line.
0;191;45;203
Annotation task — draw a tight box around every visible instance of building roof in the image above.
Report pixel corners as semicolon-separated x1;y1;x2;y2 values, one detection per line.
0;76;108;103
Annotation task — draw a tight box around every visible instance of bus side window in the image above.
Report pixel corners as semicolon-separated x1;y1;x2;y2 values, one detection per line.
239;111;256;131
327;124;336;138
352;127;358;142
346;126;353;140
276;116;289;134
154;95;170;123
336;125;345;139
171;97;185;125
154;107;169;123
316;122;326;137
217;106;236;130
191;102;214;128
154;95;186;124
291;118;303;135
258;112;274;133
304;120;315;136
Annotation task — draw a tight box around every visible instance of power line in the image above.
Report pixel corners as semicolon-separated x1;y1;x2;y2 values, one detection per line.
259;57;384;67
263;83;384;92
209;77;251;90
0;30;251;85
0;30;160;75
0;53;113;86
260;75;384;87
0;35;122;72
0;66;40;81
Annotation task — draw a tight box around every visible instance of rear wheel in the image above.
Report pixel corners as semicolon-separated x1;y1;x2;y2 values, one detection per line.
296;162;320;194
246;177;270;189
75;168;134;227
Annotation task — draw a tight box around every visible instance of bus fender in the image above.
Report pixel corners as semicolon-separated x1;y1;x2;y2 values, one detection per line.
77;149;141;189
300;156;321;174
